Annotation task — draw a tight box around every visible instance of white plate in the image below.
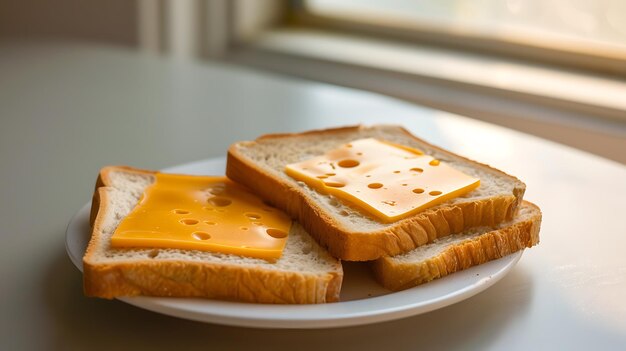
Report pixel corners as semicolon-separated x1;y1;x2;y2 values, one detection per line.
65;157;523;329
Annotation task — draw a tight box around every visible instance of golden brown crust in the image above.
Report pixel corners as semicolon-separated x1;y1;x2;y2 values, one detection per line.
82;166;343;304
89;166;157;227
371;201;541;291
226;125;526;261
256;125;362;140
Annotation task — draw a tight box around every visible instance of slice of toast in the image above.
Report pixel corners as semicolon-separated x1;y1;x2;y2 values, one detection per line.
83;166;343;304
371;201;541;291
227;125;526;261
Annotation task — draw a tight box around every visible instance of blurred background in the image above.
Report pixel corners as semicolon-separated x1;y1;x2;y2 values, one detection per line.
1;0;625;163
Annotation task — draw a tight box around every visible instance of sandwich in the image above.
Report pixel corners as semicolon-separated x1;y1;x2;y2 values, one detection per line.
227;125;528;261
83;166;343;304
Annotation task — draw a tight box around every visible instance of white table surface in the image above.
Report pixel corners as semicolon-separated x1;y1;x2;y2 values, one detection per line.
0;42;625;350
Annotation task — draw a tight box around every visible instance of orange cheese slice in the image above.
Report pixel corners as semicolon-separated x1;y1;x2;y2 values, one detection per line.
111;173;292;260
285;138;480;222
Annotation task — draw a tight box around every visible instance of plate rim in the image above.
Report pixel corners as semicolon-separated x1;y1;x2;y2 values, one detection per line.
65;157;523;329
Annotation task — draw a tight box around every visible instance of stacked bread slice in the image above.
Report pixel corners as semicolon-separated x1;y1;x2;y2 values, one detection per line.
227;125;541;291
371;202;540;290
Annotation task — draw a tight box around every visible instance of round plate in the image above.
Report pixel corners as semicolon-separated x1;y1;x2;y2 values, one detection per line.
65;157;522;328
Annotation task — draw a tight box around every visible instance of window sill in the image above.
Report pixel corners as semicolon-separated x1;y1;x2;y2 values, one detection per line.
237;28;626;120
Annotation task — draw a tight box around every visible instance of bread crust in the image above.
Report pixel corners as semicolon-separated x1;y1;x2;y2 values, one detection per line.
371;201;541;291
227;125;526;261
83;166;343;304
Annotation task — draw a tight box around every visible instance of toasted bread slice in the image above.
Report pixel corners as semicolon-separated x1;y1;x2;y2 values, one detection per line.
83;166;343;304
372;201;541;291
227;125;526;261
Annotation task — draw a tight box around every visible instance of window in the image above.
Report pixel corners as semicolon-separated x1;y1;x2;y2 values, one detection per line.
294;0;626;75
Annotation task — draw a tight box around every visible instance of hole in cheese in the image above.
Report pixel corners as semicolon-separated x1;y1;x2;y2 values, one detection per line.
208;197;232;207
429;190;442;196
208;183;226;195
368;183;383;189
180;218;199;225
192;232;211;240
245;212;262;220
412;188;425;194
429;160;440;166
205;221;216;225
267;228;287;239
173;209;189;214
338;159;359;168
410;168;423;173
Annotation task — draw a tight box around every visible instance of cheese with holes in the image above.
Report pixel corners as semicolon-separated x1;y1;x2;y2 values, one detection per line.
111;174;292;260
285;138;480;222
